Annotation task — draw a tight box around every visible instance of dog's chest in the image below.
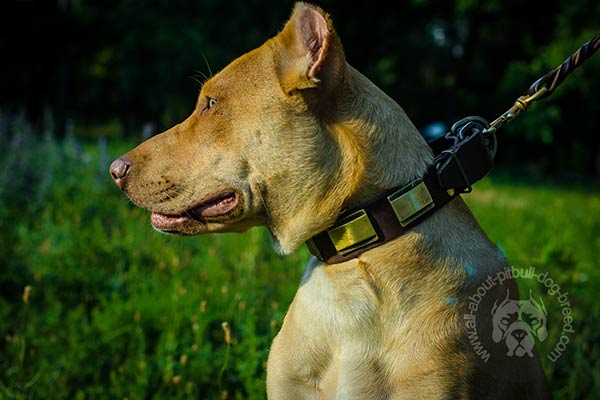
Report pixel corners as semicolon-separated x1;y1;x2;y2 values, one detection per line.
270;261;395;396
296;260;380;341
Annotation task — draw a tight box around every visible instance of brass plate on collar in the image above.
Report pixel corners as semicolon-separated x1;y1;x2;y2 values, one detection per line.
327;209;379;255
387;180;434;227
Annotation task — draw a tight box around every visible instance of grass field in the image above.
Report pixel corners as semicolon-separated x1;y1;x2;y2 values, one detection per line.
1;132;599;399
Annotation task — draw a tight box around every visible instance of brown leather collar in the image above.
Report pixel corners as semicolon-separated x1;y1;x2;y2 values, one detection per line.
305;166;457;264
306;122;495;264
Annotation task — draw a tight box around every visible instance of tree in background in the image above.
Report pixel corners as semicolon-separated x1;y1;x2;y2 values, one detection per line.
1;0;599;176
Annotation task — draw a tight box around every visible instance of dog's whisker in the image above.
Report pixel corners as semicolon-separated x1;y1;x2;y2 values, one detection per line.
200;51;213;78
190;74;205;87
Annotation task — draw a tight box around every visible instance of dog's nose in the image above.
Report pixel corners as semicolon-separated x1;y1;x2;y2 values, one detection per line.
109;156;131;189
511;329;528;341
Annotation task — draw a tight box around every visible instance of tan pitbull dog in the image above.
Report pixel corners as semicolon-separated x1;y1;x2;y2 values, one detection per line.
110;3;551;399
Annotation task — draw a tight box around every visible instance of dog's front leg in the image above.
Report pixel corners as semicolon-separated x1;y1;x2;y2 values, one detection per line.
266;256;384;399
266;258;339;400
266;331;324;400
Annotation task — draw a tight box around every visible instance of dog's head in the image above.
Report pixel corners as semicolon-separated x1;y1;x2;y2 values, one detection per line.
490;290;547;357
110;2;430;253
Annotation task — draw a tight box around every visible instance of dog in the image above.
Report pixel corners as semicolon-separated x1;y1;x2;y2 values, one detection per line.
110;3;551;398
491;290;548;358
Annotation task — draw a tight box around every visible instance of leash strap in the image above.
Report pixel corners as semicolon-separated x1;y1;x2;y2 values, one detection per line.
529;31;600;100
489;31;600;131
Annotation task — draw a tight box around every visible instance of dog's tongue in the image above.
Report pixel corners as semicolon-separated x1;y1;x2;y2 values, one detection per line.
151;191;239;231
191;191;238;218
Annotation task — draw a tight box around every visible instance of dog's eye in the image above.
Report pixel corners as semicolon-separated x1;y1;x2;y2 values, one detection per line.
201;97;218;115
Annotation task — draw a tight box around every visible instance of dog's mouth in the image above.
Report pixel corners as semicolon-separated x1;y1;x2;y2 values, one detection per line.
150;190;241;233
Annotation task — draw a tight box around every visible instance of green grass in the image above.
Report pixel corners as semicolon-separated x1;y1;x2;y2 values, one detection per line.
464;175;600;398
0;132;598;399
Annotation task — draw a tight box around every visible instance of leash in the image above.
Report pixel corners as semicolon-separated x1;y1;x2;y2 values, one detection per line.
488;30;600;133
307;31;600;264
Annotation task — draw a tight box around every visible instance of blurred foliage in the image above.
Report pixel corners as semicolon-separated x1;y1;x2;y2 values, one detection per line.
465;176;600;399
1;1;600;398
1;0;600;175
0;119;599;398
0;126;306;398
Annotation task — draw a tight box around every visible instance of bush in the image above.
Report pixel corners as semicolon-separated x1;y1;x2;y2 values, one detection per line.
0;125;598;398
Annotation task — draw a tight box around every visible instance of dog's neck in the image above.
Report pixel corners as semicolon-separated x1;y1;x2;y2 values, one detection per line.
269;63;434;254
330;65;433;210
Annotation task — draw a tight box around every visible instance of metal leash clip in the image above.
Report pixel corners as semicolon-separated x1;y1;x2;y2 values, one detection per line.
486;86;548;133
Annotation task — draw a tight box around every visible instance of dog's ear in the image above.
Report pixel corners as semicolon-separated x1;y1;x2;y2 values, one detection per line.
491;299;500;318
536;322;548;342
530;294;548;341
491;296;504;343
276;2;345;97
491;289;511;317
529;292;548;316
